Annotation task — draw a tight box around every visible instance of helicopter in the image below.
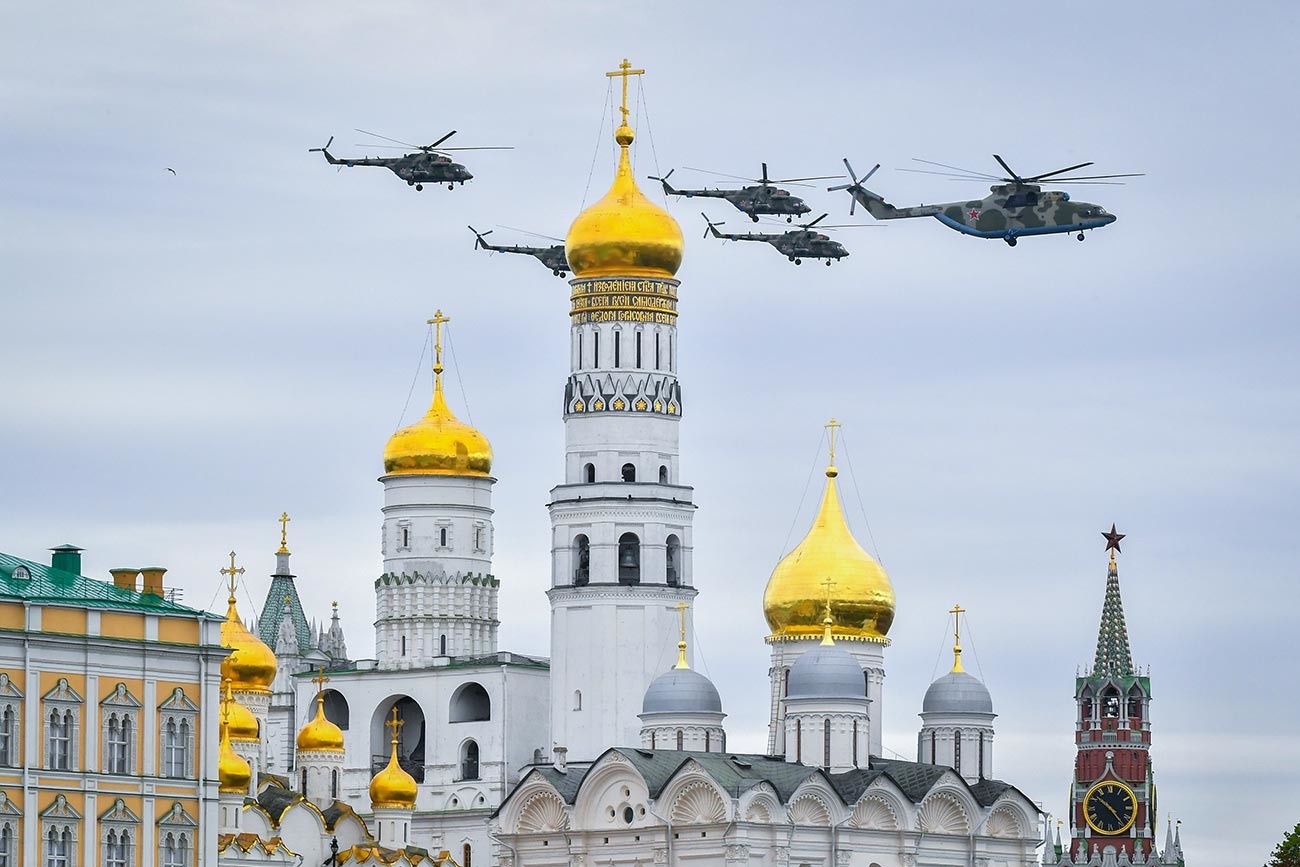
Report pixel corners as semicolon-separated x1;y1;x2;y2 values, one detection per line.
309;129;511;191
829;156;1141;246
469;226;570;277
651;163;841;222
700;212;853;265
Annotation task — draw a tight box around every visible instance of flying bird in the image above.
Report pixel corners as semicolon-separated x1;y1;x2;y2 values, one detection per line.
166;168;177;176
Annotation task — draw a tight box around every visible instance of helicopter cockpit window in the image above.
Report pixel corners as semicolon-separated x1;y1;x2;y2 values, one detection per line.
1004;191;1039;209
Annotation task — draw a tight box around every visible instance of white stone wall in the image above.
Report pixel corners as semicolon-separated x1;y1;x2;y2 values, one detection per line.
638;710;726;752
916;712;996;783
782;698;870;771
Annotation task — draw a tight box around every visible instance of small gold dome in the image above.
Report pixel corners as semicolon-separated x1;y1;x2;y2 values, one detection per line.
218;697;252;794
220;595;276;694
565;122;683;280
224;690;260;742
296;694;344;753
763;465;895;642
369;730;418;810
383;376;492;477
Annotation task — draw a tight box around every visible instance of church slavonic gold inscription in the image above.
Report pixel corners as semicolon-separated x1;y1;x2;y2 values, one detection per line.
570;277;678;324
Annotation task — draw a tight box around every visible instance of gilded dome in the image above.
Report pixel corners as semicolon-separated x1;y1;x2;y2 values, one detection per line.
222;678;260;742
763;466;895;642
218;694;252;794
220;594;277;694
369;732;418;809
383;376;492;477
565;122;683;280
296;694;345;753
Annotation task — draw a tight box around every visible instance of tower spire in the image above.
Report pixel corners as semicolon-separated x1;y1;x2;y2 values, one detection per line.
1093;524;1134;677
949;602;966;673
277;512;291;554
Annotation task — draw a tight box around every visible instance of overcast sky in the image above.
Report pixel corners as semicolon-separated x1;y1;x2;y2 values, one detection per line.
3;3;1298;864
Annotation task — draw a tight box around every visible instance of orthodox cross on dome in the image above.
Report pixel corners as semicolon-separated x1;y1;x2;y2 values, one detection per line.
385;706;404;746
278;512;291;554
605;58;645;129
220;551;245;599
949;603;966;672
820;576;836;645
674;600;690;669
311;666;329;695
428;310;451;377
825;418;842;464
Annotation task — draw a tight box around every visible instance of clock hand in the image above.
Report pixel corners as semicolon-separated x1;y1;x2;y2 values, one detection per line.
1100;799;1122;822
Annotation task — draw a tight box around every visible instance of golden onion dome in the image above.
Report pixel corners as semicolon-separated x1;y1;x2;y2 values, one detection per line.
220;594;276;694
296;694;345;753
565;119;683;280
763;464;895;642
223;685;260;743
218;698;253;794
369;727;418;810
383;375;492;477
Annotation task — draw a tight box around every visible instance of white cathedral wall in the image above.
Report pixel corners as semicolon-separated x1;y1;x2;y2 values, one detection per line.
768;639;886;758
380;474;495;576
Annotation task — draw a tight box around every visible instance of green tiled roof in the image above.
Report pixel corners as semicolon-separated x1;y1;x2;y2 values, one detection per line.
0;550;218;619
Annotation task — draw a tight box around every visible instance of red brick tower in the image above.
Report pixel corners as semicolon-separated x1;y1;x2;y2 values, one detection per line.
1068;526;1156;862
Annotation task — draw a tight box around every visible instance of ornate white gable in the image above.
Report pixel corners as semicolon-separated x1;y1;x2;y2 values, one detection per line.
42;678;83;704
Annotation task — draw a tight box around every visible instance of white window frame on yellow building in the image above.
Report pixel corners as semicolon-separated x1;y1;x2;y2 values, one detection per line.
0;675;22;768
158;687;199;780
39;794;81;867
42;679;82;772
99;683;141;776
157;802;197;867
98;798;139;867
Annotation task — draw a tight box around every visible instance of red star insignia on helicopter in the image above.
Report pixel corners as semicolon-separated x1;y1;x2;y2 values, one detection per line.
968;209;980;219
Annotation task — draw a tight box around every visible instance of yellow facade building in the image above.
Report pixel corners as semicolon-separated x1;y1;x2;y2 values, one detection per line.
0;545;226;867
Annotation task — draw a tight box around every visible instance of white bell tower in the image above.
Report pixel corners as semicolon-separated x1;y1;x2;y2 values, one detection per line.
548;59;695;762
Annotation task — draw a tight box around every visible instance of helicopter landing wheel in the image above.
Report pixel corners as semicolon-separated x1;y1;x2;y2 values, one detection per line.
1077;232;1085;241
751;216;760;223
825;259;832;266
787;216;793;223
415;183;423;191
1004;236;1017;247
448;183;455;190
795;258;802;265
552;270;560;276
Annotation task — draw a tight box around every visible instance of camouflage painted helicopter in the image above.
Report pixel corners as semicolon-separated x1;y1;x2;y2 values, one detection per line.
652;164;841;222
700;212;854;265
830;156;1142;246
309;129;511;191
469;226;570;277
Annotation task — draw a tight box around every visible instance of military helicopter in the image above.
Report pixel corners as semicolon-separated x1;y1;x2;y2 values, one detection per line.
700;212;855;265
309;130;511;191
830;156;1142;246
469;226;570;277
651;164;842;222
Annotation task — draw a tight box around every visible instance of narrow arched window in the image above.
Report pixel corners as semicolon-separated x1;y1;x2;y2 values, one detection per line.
614;330;621;367
635;331;643;368
301;767;308;793
954;728;962;774
650;731;655;749
676;729;683;750
401;635;407;656
705;730;711;752
852;719;859;768
617;533;640;584
464;843;473;867
823;719;832;768
930;730;936;764
401;526;409;548
584;463;595;483
665;534;680;586
655;331;661;369
593;331;600;367
795;719;802;763
782;668;790;697
573;535;590;586
460;740;479;780
440;634;447;656
577;331;583;369
864;671;870;697
440;527;448;547
332;768;339;799
573;690;582;711
621;463;636;482
978;732;985;779
659;465;668;484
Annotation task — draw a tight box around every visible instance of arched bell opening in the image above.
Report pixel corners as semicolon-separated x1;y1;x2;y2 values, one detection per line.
618;533;641;584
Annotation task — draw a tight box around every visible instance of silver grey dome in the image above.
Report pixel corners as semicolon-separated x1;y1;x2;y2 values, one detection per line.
922;670;993;714
787;644;864;699
642;667;723;714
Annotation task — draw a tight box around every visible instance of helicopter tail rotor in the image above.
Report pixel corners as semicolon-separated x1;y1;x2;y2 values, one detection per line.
700;212;725;239
827;159;881;215
468;225;494;250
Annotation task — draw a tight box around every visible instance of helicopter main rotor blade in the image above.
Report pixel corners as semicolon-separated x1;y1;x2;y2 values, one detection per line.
912;158;1002;180
803;213;829;229
1025;161;1095;182
353;144;411;149
771;175;843;183
425;130;458;150
992;154;1022;181
899;167;1003;181
1039;172;1145;181
682;166;761;184
432;146;515;152
500;225;564;242
355;128;420;148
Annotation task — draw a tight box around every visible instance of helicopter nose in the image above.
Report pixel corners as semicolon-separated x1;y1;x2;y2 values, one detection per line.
461;169;473;180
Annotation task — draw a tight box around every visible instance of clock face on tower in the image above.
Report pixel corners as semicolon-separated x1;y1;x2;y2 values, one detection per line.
1083;779;1137;835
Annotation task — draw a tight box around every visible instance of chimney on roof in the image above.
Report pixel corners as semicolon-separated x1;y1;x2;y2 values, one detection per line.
49;545;84;575
109;568;140;592
552;745;568;772
140;567;167;596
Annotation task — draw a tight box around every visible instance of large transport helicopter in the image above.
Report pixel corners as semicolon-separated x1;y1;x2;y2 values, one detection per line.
309;130;511;191
700;212;854;265
830;156;1141;246
652;163;841;222
468;226;570;277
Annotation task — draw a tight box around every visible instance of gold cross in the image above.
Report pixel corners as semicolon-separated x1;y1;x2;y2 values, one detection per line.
311;666;329;694
386;706;404;745
605;58;645;127
949;603;966;672
278;512;291;554
674;601;690;669
428;310;451;376
825;418;842;464
821;576;836;612
220;551;245;596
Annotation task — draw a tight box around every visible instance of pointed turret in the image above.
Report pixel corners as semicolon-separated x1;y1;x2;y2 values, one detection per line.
1093;524;1134;678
